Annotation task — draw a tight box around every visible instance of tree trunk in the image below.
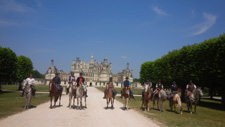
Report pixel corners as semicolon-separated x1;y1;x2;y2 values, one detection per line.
210;87;213;99
181;86;186;102
221;88;225;107
18;82;22;91
0;81;2;92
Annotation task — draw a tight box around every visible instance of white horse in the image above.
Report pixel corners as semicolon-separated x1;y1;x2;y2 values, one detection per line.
76;82;87;110
67;82;76;109
153;89;167;112
23;82;32;109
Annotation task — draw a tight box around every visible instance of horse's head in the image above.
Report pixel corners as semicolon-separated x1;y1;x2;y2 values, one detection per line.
49;80;54;91
144;84;149;92
197;87;203;97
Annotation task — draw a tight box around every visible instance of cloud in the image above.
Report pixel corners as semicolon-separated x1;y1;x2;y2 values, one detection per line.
152;6;168;16
0;0;36;14
192;13;217;35
121;56;127;59
0;19;20;27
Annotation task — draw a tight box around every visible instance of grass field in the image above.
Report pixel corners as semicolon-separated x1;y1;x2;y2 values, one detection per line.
0;85;49;119
96;87;225;127
1;84;49;92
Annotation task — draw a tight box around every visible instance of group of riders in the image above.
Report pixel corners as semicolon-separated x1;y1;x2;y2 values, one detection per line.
141;79;197;101
21;73;197;103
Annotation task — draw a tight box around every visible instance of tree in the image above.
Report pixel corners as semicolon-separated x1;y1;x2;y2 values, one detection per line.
0;47;17;91
16;56;33;90
32;69;45;78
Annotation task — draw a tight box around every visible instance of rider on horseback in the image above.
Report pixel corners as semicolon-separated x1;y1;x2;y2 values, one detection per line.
141;79;152;100
168;81;178;100
186;80;196;99
52;72;62;96
103;77;117;99
21;74;36;97
153;79;164;97
67;72;75;95
76;73;88;97
121;77;133;99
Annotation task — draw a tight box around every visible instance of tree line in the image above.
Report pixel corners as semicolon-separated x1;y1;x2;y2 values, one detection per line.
0;46;45;91
140;34;225;106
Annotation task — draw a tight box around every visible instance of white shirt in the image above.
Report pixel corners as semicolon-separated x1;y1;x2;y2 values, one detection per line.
68;76;75;83
156;83;163;88
186;84;196;89
23;78;35;89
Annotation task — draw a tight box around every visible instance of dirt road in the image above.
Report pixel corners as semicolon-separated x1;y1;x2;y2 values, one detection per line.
0;87;160;127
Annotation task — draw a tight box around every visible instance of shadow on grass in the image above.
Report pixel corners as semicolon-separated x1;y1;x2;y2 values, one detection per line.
197;99;225;111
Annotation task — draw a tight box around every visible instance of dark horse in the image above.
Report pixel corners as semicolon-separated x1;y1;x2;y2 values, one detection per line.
49;80;63;108
141;84;152;111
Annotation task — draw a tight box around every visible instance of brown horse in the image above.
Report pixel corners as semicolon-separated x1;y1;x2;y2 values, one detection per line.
105;83;114;109
141;84;152;111
169;94;183;114
122;87;130;110
49;80;62;108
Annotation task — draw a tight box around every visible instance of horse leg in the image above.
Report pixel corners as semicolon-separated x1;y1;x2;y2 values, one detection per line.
157;99;159;111
24;96;27;109
194;103;197;113
77;98;79;110
59;95;61;106
190;103;192;114
80;98;82;110
68;94;71;108
160;100;163;112
50;96;52;108
28;94;31;109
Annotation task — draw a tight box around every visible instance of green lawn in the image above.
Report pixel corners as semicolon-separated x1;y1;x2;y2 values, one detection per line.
1;84;49;92
0;92;49;119
96;87;225;127
0;85;50;119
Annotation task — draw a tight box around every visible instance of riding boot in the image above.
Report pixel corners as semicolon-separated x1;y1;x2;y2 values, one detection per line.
120;90;122;98
33;89;36;98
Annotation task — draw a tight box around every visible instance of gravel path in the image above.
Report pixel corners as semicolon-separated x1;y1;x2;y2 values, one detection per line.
0;87;160;127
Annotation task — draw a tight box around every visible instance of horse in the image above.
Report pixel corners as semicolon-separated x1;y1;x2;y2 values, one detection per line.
122;87;130;110
76;82;86;110
141;84;152;111
105;83;114;109
186;87;203;114
23;82;32;109
169;94;183;114
49;80;62;108
67;82;76;109
153;89;167;112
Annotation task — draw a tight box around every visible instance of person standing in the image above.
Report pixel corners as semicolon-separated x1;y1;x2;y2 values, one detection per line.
66;72;75;95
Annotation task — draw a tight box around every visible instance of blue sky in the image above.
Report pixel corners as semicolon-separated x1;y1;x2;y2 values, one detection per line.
0;0;225;78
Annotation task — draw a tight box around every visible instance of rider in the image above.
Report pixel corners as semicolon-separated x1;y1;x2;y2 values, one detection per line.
21;74;36;98
168;81;178;99
52;72;62;95
121;77;133;99
141;79;152;100
76;73;88;97
66;72;75;95
153;79;164;97
103;77;117;99
186;80;196;99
